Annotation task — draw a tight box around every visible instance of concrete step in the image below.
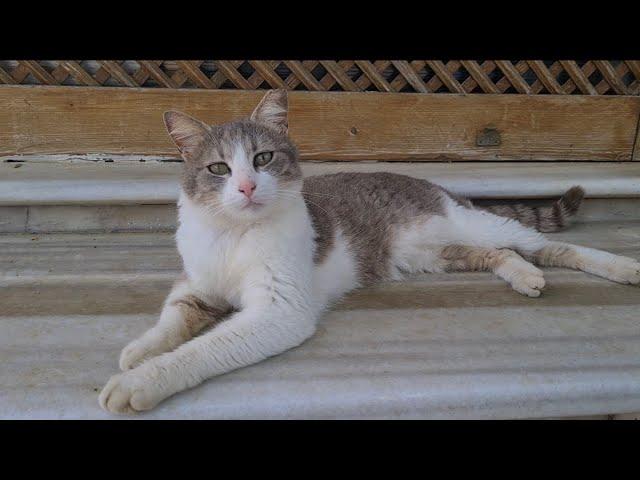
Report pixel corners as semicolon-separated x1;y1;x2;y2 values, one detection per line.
3;156;640;205
4;198;640;234
1;221;640;419
2;156;640;233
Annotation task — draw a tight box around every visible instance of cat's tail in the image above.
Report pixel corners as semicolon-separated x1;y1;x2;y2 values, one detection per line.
479;186;585;233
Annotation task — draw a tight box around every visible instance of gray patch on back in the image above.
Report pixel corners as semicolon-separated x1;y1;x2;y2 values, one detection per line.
303;172;446;284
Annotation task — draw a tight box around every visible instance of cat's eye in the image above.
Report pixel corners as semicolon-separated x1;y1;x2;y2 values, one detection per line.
207;163;231;175
254;151;273;168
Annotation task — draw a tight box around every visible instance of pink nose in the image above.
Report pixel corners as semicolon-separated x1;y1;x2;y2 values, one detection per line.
238;181;257;198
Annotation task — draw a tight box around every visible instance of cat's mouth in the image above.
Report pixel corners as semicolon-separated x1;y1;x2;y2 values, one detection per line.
241;200;265;210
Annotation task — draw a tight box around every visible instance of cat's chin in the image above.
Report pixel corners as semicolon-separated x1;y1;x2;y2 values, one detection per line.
240;200;265;211
221;202;280;224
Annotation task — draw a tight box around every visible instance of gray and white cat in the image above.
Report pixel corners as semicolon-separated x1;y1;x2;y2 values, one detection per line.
99;89;640;414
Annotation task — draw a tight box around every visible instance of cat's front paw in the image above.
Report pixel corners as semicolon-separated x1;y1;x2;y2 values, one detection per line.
99;367;168;414
119;338;159;371
119;331;179;371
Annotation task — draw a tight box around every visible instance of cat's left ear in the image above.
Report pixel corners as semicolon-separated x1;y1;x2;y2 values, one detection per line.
250;89;288;135
163;111;211;161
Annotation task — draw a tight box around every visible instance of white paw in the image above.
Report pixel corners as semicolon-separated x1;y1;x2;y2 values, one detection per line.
99;367;167;415
510;271;546;297
499;258;546;297
119;338;157;371
119;332;177;371
604;256;640;285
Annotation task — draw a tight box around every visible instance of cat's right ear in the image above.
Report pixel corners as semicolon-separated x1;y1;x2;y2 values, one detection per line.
163;111;211;161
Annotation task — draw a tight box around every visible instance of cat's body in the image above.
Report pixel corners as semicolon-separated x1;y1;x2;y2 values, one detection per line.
100;90;640;414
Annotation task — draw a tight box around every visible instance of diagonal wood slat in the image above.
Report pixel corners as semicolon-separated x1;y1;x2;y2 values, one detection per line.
98;61;140;87
593;61;628;95
354;60;394;92
0;60;637;96
50;64;72;84
494;60;531;94
625;61;640;95
283;61;326;91
527;61;564;94
391;61;428;93
460;61;500;94
426;60;465;93
559;60;597;95
319;61;360;91
0;65;15;84
58;61;100;86
625;60;640;83
248;61;288;89
214;61;253;89
20;61;59;85
138;61;178;89
175;61;214;89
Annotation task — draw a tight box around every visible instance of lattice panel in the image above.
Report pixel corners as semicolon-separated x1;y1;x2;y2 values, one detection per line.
1;60;639;95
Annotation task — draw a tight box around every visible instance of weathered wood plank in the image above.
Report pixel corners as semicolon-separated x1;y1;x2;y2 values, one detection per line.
633;117;640;161
0;86;638;161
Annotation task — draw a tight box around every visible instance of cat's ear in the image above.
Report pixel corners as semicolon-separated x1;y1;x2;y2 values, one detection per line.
163;111;211;160
250;89;288;135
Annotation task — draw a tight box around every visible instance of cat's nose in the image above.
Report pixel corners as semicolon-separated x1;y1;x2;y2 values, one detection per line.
238;181;257;198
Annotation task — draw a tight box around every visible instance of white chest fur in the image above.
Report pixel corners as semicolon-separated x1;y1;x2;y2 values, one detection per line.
176;193;316;308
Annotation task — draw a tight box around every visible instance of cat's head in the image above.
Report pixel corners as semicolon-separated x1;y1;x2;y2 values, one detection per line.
163;89;301;223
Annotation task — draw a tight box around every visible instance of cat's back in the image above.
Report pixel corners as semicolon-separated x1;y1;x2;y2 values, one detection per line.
302;172;449;284
302;171;447;223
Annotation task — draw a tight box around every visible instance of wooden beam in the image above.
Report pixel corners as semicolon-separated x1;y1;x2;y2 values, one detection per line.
0;86;638;161
633;114;640;161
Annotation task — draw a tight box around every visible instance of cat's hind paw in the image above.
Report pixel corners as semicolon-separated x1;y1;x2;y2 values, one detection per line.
509;270;546;297
498;258;546;297
604;256;640;285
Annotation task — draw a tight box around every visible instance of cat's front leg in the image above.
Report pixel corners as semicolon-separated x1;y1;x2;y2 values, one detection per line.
100;303;317;414
119;277;231;371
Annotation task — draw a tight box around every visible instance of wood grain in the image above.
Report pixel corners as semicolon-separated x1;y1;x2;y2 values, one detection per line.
633;117;640;161
1;86;639;161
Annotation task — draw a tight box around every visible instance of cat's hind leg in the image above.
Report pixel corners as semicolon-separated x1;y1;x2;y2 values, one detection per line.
439;245;546;297
118;277;232;371
443;199;640;286
524;242;640;285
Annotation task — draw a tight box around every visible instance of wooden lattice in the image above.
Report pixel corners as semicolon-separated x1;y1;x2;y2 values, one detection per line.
1;60;639;95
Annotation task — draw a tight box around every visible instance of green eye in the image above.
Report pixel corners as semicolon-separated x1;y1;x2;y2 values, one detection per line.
254;151;273;168
207;163;231;175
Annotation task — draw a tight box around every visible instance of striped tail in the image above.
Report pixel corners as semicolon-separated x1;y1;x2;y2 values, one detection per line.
480;186;585;233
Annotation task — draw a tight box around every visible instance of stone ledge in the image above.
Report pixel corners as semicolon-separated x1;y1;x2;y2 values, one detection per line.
2;157;640;206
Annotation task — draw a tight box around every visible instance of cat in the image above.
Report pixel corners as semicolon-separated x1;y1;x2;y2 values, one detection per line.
99;89;640;414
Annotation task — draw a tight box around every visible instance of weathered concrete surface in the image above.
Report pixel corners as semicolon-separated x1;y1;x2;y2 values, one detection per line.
1;222;640;419
2;158;640;206
3;199;639;234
